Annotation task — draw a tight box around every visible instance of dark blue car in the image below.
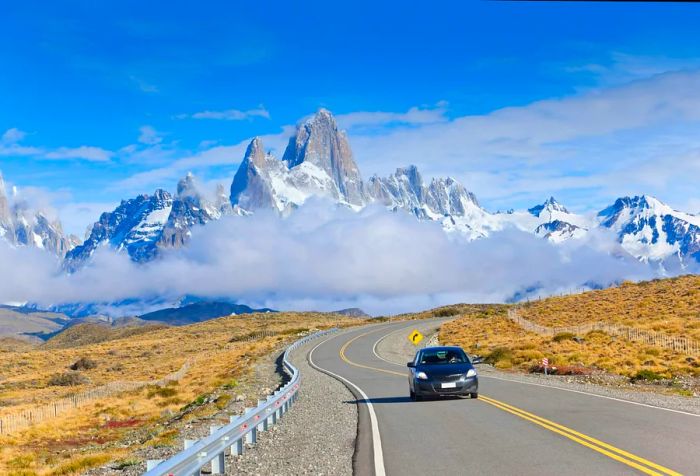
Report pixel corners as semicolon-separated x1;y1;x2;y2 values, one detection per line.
407;346;478;401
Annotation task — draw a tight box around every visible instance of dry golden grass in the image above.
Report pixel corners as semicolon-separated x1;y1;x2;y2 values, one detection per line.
0;311;364;475
520;275;700;341
441;276;700;380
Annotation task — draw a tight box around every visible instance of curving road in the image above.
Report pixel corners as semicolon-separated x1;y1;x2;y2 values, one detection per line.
307;320;700;476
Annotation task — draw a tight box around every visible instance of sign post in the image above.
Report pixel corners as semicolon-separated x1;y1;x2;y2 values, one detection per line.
542;357;549;376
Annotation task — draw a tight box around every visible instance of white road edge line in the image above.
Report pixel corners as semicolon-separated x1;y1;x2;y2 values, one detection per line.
308;332;387;476
481;374;700;418
372;327;700;418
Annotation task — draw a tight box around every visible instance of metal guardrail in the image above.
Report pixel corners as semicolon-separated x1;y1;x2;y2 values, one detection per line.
143;328;338;476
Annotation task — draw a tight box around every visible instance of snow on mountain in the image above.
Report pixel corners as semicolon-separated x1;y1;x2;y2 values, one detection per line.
66;175;227;267
597;195;700;265
15;109;696;270
0;172;76;256
282;108;366;207
366;166;498;239
159;173;222;248
231;110;367;213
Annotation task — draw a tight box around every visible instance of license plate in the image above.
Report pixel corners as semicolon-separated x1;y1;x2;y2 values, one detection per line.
441;382;457;389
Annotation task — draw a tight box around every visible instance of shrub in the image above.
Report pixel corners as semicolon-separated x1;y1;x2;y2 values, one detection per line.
630;370;663;383
147;386;178;399
554;365;593;376
433;307;460;317
48;372;89;386
52;455;111;476
215;394;232;410
485;347;512;365
70;357;97;371
552;332;576;343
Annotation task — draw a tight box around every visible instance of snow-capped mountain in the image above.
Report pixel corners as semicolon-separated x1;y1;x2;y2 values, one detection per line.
65;176;231;267
13;109;695;269
231;109;367;213
598;195;700;266
0;172;77;256
366;165;497;239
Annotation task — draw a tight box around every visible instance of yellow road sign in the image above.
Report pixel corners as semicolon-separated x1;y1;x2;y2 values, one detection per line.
408;329;424;345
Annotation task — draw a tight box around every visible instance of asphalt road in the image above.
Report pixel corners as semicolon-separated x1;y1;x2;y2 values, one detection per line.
308;320;700;476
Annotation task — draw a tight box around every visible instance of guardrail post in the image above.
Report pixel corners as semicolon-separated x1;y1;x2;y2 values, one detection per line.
229;416;244;456
182;440;200;476
209;426;225;474
146;460;163;471
243;408;257;444
257;400;269;431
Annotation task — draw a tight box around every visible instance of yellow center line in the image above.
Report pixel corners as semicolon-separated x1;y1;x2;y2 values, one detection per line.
338;328;682;476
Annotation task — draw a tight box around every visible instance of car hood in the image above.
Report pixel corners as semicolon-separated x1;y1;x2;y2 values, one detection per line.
416;363;473;376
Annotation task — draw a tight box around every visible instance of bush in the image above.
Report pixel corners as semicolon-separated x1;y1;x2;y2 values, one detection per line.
552;332;576;343
147;386;178;399
48;372;89;386
70;357;97;371
484;347;512;365
215;394;232;409
433;307;461;317
630;369;663;383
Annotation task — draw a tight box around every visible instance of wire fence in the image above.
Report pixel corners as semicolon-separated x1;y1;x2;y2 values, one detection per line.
507;309;700;356
0;328;285;436
0;360;191;436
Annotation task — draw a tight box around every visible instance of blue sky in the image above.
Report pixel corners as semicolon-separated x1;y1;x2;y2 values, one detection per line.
2;0;700;235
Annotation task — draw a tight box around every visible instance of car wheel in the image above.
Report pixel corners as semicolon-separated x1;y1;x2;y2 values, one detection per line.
470;392;478;399
410;390;416;401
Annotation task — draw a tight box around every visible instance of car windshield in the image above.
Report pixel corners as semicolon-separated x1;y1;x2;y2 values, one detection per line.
419;349;469;365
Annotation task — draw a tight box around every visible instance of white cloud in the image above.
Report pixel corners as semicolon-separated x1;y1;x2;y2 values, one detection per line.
44;146;113;162
564;52;700;87
138;125;163;145
1;128;27;144
184;106;270;121
129;75;159;94
335;103;449;131
0;201;656;315
341;69;700;212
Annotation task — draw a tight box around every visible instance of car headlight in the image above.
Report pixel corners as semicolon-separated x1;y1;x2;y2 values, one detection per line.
466;369;477;378
416;371;428;380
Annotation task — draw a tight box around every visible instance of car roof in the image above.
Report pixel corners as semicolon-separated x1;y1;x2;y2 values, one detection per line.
419;346;464;352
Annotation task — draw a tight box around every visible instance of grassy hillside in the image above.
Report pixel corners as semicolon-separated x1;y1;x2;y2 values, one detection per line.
41;322;169;350
0;308;70;341
0;311;363;475
441;275;700;381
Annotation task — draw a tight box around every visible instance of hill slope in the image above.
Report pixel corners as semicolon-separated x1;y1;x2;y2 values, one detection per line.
441;275;700;379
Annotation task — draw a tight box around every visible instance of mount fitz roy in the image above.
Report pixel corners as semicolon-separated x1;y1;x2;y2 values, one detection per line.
2;109;700;269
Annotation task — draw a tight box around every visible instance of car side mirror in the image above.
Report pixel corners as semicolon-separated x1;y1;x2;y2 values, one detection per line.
472;356;483;365
407;362;415;368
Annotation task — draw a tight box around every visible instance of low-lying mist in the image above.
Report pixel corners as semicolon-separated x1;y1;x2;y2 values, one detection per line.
0;201;658;316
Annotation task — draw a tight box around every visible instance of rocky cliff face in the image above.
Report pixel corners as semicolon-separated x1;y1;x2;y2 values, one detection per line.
34;109;700;269
282;108;366;207
65;189;174;266
159;173;221;249
67;174;227;267
0;172;76;257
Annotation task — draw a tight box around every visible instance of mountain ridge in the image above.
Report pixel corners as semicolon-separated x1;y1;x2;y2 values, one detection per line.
2;110;700;269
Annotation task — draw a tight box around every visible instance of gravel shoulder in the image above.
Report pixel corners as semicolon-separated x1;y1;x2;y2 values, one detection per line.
376;319;700;416
223;334;356;475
